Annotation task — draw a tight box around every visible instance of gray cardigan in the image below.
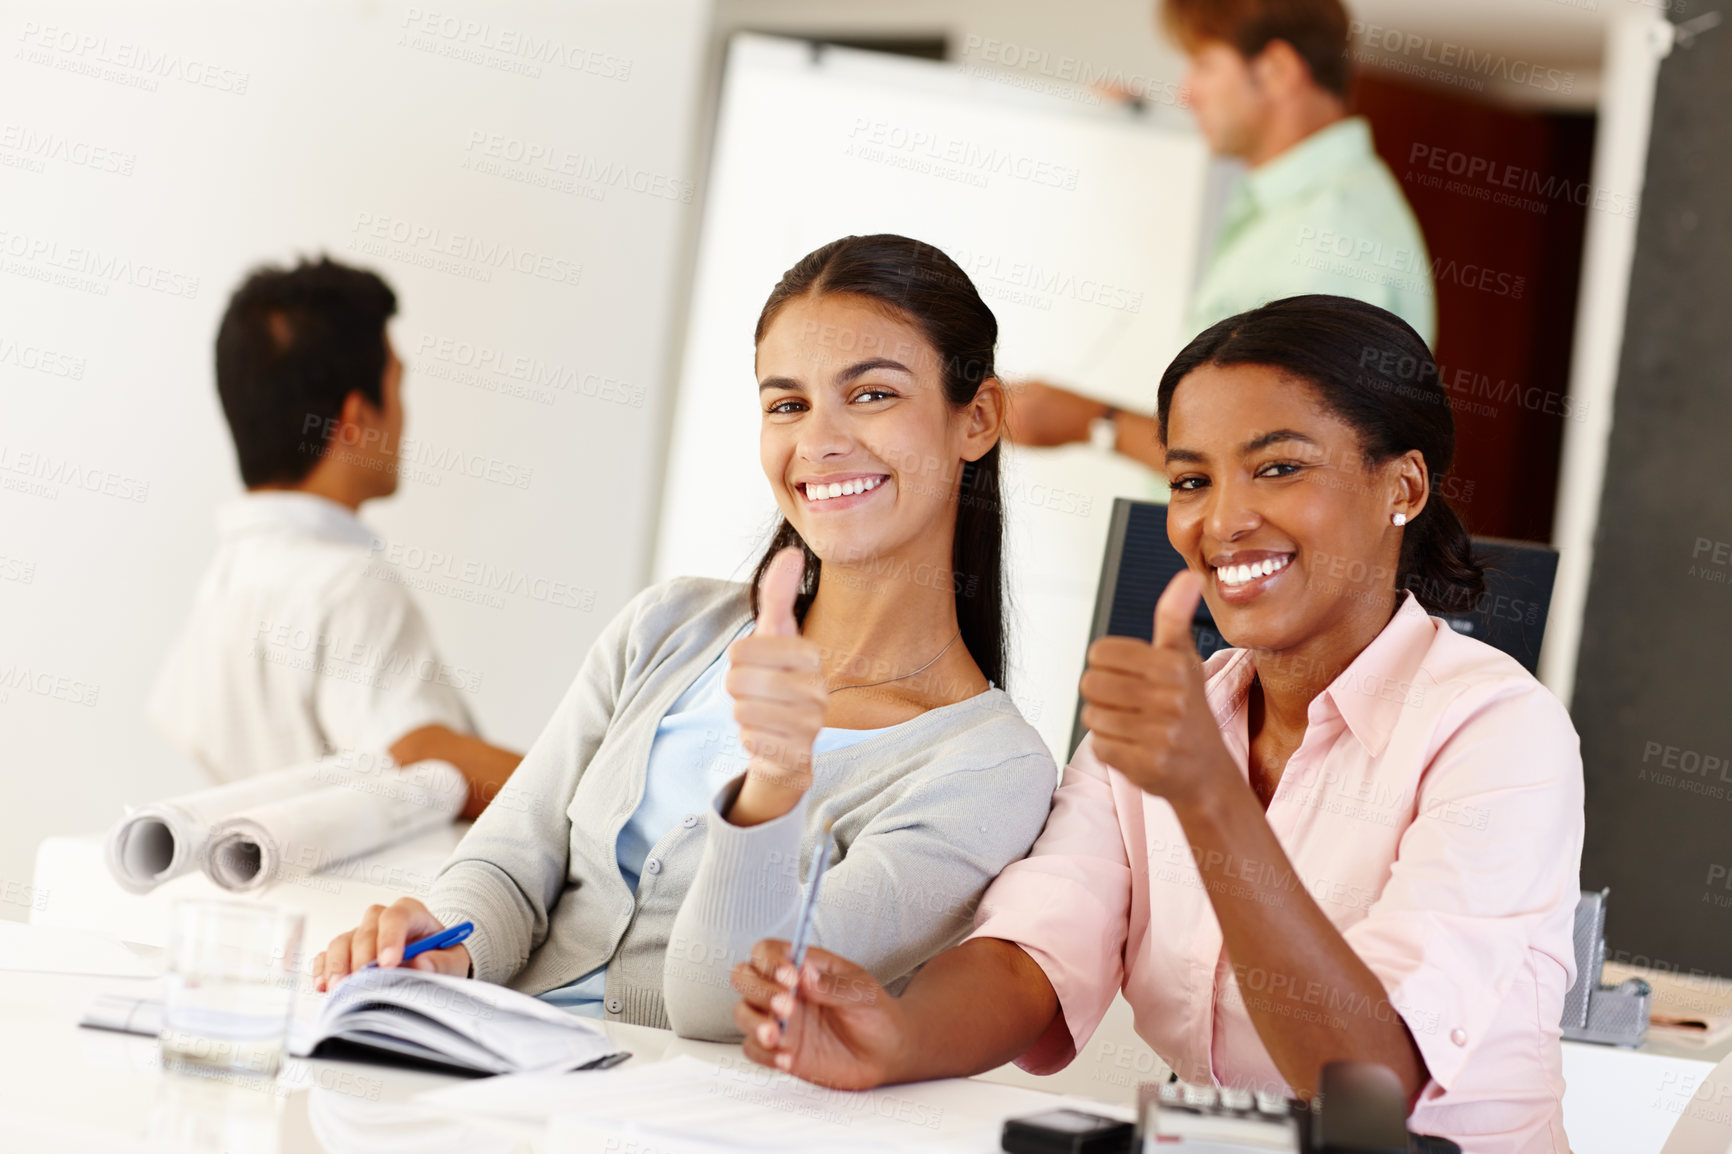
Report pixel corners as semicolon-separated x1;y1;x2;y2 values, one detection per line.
425;576;1058;1039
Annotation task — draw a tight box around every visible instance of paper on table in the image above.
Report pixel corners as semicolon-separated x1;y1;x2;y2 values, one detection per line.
418;1053;1087;1153
307;1089;528;1154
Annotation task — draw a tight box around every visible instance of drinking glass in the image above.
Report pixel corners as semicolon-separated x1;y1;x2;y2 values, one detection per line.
160;900;304;1078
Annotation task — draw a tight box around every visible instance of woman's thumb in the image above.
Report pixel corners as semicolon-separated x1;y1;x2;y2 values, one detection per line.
757;547;805;638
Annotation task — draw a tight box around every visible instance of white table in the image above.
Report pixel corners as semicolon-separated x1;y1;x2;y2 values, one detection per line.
26;833;1732;1153
0;955;658;1152
4;921;1725;1154
0;921;1083;1153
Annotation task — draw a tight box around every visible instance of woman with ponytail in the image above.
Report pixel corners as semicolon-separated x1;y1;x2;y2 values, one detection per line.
311;235;1057;1040
735;296;1584;1154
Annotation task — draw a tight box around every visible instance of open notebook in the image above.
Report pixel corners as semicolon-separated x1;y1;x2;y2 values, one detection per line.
79;967;629;1076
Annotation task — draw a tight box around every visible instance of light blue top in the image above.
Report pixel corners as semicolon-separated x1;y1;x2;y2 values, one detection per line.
540;622;889;1016
1189;117;1436;346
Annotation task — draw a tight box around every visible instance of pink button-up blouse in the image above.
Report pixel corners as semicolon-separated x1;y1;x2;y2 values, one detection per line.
968;593;1584;1153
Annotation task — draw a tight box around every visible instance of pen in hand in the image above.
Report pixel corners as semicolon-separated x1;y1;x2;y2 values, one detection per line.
364;920;474;970
778;823;834;1034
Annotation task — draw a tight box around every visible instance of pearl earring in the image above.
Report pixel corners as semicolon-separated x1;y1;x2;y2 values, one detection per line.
1392;512;1407;527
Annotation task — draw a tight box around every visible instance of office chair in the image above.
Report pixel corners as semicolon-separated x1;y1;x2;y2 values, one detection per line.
1068;499;1560;758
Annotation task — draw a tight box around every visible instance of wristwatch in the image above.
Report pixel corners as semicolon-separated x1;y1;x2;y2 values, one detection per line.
1087;404;1118;453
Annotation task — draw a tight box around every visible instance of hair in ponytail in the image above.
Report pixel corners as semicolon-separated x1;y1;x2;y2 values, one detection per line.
1155;294;1485;615
746;235;1007;688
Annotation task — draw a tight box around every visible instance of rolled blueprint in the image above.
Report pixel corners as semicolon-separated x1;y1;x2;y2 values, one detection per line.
104;763;334;894
201;758;467;893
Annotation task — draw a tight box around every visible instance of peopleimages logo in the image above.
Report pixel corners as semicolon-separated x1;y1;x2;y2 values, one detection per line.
349;212;582;287
0;444;149;502
298;415;535;490
0;228;200;299
397;8;632;81
846;118;1081;191
942;245;1143;313
0;664;101;708
462;131;692;203
1407;144;1640;220
0;334;87;379
0;123;136;176
1346;22;1574;95
366;541;597;612
414;333;645;408
15;22;251;94
1293;227;1526;300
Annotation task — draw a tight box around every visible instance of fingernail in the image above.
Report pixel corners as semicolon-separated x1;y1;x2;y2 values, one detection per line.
771;994;791;1016
776;1053;792;1071
379;948;399;967
757;1023;774;1045
777;965;797;986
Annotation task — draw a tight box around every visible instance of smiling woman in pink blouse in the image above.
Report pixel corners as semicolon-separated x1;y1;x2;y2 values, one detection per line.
731;295;1585;1154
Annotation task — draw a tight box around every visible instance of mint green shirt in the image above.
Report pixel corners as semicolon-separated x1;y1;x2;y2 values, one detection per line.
1188;117;1436;347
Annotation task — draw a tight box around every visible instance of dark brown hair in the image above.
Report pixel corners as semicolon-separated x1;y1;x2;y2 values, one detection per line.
1161;0;1353;100
748;234;1007;689
215;256;396;487
1156;294;1484;614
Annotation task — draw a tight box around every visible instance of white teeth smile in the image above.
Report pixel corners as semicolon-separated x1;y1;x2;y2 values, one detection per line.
802;476;884;502
1214;555;1292;588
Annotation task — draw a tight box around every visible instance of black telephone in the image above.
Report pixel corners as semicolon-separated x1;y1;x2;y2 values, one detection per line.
1003;1061;1461;1154
1143;1062;1461;1154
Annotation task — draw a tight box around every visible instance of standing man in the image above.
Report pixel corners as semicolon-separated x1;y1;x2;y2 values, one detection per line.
149;257;521;819
1007;0;1434;471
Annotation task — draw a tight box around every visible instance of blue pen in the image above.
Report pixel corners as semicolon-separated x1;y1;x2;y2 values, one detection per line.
365;920;473;969
778;823;834;1031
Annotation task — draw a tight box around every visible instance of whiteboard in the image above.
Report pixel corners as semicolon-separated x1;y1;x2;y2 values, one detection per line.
654;35;1209;757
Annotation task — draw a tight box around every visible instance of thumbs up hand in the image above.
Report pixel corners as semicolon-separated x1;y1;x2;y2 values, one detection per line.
726;547;829;827
1078;569;1235;811
755;545;804;640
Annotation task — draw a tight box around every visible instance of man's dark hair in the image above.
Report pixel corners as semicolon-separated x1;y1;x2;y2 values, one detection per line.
1162;0;1353;100
214;256;397;488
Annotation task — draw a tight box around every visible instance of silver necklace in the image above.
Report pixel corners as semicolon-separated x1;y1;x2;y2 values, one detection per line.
826;630;962;693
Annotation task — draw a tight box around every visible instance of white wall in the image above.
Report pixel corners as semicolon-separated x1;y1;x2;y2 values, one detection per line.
0;0;712;908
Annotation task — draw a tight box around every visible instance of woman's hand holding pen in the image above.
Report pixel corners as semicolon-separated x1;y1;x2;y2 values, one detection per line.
1079;569;1239;814
727;547;827;827
312;897;472;991
731;939;905;1089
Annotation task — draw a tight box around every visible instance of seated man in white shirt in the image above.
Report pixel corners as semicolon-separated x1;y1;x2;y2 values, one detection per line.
149;256;521;818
